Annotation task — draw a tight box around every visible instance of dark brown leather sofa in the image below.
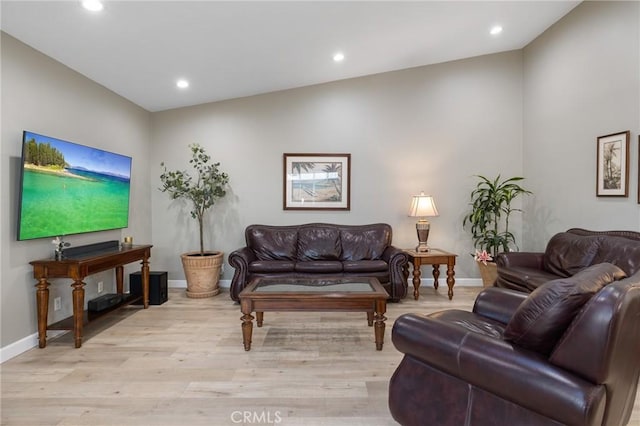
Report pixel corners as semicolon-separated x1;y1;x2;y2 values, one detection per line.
228;223;408;302
495;228;640;292
389;263;640;426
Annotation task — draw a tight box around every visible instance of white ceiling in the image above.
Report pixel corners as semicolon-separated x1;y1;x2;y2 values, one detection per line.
1;1;580;112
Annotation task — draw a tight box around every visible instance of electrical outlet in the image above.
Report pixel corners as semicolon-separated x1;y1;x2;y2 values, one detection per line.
54;297;61;311
98;281;104;293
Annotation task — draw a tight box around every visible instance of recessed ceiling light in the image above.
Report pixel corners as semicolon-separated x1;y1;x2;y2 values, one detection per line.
176;79;189;89
490;25;503;35
81;0;104;12
333;52;345;62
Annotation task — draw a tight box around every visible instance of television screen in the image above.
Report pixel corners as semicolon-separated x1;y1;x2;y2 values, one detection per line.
17;131;132;241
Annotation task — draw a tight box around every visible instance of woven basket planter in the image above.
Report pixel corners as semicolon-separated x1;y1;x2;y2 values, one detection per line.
181;251;224;298
477;261;498;287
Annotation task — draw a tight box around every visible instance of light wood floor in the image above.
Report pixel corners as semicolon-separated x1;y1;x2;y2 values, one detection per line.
2;286;639;426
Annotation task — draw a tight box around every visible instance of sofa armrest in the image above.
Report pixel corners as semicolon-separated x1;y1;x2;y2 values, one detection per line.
392;313;605;426
382;246;409;301
495;251;544;269
472;287;529;324
228;247;257;302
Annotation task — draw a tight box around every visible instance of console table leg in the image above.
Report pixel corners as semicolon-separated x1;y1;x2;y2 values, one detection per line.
241;313;254;351
35;278;50;348
71;279;85;348
141;257;150;309
116;265;124;294
367;311;373;326
256;312;264;327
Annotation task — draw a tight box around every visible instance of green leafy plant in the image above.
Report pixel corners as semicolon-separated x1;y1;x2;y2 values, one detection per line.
160;144;229;256
462;175;531;258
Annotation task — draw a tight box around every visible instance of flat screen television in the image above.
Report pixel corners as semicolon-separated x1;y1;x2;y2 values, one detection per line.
17;131;132;241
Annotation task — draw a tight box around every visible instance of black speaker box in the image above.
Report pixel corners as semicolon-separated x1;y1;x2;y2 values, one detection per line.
130;271;168;305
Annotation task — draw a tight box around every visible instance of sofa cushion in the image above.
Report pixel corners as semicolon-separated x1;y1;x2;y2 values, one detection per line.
591;235;640;276
340;226;390;260
247;227;298;261
298;226;341;261
295;261;343;273
342;260;389;273
248;260;295;273
542;232;600;277
504;263;626;355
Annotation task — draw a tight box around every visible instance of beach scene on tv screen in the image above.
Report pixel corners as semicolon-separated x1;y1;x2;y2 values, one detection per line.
18;132;132;240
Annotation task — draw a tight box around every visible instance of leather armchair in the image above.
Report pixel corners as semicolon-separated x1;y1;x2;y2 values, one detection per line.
389;263;640;426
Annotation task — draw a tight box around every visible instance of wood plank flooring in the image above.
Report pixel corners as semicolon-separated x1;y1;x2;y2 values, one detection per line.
2;286;639;426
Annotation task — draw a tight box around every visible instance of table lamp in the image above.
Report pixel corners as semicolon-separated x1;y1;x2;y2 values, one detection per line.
408;192;439;252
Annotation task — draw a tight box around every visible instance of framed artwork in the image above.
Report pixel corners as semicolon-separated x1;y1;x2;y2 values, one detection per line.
596;131;629;197
283;153;351;210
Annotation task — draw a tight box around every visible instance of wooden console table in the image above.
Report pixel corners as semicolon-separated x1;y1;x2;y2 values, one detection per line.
403;249;457;300
30;244;152;348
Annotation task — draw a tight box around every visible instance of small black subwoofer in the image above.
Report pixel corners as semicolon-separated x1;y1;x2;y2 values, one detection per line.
130;271;168;305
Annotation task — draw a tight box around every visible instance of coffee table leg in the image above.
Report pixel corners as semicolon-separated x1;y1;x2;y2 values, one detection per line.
374;300;387;350
241;313;254;351
367;311;373;326
256;312;264;327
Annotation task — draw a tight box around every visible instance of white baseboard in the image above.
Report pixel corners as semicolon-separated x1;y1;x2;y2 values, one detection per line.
424;277;482;287
0;330;67;364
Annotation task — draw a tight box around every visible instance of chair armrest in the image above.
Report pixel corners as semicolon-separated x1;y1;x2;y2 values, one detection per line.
472;287;529;324
495;251;544;269
382;246;409;301
392;313;605;426
228;247;257;302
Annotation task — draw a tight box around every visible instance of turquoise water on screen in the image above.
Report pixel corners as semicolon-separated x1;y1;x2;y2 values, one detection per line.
18;169;130;240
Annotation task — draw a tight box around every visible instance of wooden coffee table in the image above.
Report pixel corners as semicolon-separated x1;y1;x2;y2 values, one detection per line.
238;277;388;351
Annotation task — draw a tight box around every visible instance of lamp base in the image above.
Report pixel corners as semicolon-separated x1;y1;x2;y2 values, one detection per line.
415;242;430;253
415;220;431;253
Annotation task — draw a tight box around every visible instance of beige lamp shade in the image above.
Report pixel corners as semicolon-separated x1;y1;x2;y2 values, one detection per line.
408;192;439;252
408;193;439;218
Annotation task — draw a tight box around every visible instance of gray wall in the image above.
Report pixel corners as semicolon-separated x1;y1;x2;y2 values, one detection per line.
0;33;152;350
151;51;524;284
522;1;640;249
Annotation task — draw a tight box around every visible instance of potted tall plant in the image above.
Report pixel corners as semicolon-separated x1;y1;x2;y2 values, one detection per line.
462;175;531;286
160;144;229;298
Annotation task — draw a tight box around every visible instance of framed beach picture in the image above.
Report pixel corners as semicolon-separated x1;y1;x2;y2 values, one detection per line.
283;153;351;210
596;131;629;197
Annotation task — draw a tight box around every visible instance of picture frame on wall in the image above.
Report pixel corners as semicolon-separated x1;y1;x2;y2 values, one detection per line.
596;130;629;197
283;153;351;210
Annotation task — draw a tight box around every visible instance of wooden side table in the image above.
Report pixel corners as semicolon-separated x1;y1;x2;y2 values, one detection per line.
403;249;457;300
